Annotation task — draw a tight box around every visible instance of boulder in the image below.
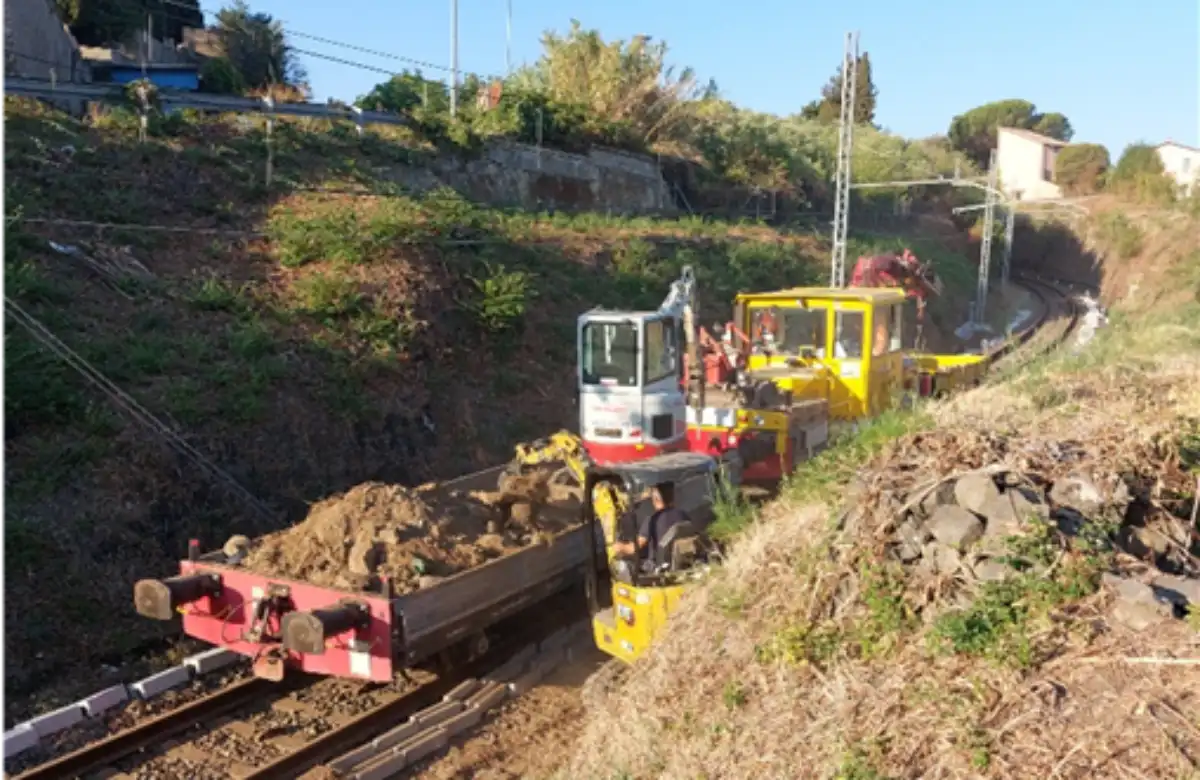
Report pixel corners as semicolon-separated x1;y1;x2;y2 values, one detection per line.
922;542;961;575
1049;475;1104;516
954;473;1001;516
927;505;985;550
916;481;958;521
979;488;1049;537
1102;573;1176;631
893;519;926;562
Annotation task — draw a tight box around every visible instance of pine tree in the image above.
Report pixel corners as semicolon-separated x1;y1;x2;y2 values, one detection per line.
802;53;878;126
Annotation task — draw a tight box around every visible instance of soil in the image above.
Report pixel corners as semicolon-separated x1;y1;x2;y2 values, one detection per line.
239;470;579;593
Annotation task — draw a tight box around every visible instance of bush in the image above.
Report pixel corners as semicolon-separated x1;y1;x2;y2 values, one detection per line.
461;262;535;334
1054;143;1109;195
199;57;246;95
1109;143;1177;205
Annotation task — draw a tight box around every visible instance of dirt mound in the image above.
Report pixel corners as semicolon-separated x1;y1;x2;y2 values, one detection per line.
240;474;578;593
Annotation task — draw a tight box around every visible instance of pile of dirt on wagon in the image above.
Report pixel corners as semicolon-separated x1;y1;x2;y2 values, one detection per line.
237;470;579;593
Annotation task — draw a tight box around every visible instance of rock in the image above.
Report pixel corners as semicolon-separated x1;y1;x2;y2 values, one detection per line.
1049;475;1104;516
1150;574;1200;608
1053;507;1088;536
954;473;1001;515
927;505;985;550
916;481;957;521
417;575;445;589
920;542;961;575
894;518;926;562
1111;599;1173;631
1102;573;1176;630
979;488;1049;537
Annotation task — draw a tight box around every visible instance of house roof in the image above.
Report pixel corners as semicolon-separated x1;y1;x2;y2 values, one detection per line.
997;126;1068;147
1157;140;1200;154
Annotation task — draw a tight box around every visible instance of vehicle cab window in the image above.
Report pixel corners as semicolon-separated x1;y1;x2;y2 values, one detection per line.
643;318;678;385
581;321;638;387
834;310;865;359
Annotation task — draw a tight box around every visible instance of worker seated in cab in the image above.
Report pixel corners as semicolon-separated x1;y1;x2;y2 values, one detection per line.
611;482;699;582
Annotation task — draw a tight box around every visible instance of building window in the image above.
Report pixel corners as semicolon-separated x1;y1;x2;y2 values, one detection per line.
1183;157;1192;175
1042;146;1057;182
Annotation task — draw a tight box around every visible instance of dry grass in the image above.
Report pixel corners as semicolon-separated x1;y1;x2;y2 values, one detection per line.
560;207;1200;780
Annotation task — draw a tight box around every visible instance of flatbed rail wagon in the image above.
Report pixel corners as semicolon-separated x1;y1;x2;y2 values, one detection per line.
135;465;605;683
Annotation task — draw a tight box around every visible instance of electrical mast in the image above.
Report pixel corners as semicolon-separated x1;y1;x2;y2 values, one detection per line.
829;31;859;288
974;148;999;325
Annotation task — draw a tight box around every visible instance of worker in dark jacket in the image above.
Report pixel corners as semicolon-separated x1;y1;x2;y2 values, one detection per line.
612;483;691;568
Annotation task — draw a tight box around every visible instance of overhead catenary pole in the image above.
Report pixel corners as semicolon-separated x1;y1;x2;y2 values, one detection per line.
1001;206;1015;288
975;148;999;326
505;0;513;75
449;0;459;118
829;30;859;288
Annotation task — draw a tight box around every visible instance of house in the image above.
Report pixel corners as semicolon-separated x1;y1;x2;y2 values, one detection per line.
1156;140;1200;196
995;126;1067;201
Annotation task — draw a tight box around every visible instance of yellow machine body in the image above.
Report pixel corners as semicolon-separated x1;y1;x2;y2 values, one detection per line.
733;287;909;420
592;578;688;664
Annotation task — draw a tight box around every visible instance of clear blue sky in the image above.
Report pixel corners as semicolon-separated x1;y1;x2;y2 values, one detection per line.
214;0;1198;156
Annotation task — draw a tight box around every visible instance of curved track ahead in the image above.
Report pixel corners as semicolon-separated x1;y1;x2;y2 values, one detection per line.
9;277;1090;780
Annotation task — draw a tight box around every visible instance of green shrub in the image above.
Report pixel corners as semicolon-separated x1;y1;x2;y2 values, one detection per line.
461;262;534;333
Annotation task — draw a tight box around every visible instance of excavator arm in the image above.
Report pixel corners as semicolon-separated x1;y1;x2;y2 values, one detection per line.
501;431;630;562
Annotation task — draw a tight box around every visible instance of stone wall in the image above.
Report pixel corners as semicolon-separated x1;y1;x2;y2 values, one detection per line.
379;140;673;216
4;0;90;83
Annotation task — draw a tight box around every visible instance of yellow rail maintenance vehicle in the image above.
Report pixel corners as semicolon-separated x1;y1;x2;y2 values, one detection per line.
728;286;989;419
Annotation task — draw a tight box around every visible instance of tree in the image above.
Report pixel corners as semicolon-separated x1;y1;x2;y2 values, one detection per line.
1054;143;1110;195
1109;143;1177;204
357;70;449;115
213;1;305;91
799;53;878;126
199;56;245;95
519;20;710;145
947;99;1074;168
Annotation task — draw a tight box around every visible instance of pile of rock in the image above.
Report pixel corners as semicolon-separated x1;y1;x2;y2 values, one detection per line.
879;464;1200;630
889;469;1104;579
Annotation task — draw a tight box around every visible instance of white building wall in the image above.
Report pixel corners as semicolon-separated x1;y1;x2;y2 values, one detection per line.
996;129;1062;201
1157;144;1200;196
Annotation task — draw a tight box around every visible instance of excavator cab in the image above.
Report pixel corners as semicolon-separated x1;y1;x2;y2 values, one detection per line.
582;452;730;664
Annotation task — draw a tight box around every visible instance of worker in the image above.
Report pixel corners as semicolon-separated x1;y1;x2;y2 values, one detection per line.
612;482;691;569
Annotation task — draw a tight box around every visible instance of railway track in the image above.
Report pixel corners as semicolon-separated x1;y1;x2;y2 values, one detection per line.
7;276;1094;780
10;593;586;780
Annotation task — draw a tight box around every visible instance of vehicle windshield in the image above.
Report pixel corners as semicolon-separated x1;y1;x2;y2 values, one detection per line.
581;321;639;387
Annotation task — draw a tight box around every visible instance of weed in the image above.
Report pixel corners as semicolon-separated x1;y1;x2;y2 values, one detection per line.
721;680;748;710
290;274;364;320
461;262;535;334
1097;212;1144;259
188;275;249;313
927;559;1102;668
708;476;757;542
854;562;916;659
835;743;891;780
755;621;842;667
